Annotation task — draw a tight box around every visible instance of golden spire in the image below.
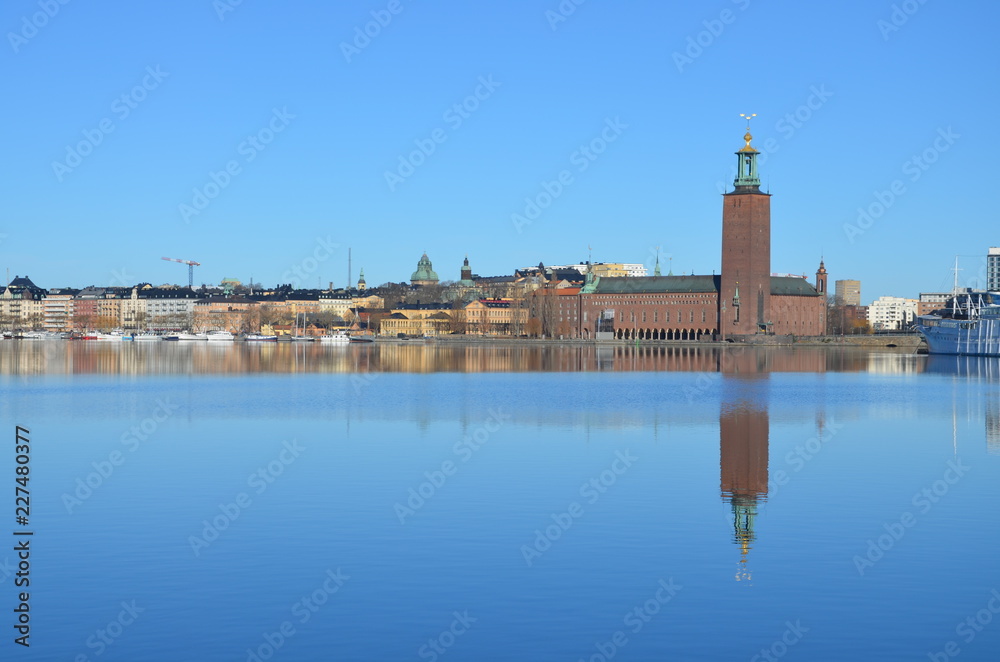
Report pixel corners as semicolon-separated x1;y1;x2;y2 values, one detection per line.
739;112;757;150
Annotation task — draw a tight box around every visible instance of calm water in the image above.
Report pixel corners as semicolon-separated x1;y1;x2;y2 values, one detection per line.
1;342;999;661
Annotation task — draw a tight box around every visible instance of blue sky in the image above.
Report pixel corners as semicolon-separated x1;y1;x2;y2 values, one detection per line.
2;0;996;302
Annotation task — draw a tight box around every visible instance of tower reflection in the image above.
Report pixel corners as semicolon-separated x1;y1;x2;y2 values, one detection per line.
720;395;768;582
719;378;769;582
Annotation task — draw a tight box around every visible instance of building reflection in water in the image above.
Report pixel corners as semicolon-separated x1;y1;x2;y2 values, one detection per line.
720;394;768;583
0;342;890;376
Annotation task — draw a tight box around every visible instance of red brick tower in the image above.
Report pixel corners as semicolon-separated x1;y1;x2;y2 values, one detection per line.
720;116;771;336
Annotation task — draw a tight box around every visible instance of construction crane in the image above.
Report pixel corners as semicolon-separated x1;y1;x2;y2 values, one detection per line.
161;257;201;289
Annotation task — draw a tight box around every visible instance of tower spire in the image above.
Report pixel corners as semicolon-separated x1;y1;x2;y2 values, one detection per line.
734;113;761;191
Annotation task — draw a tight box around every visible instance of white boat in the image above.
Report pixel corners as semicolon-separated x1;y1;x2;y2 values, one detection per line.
96;331;130;341
206;331;235;341
319;331;351;343
245;334;277;342
164;332;208;341
916;292;1000;357
133;333;163;342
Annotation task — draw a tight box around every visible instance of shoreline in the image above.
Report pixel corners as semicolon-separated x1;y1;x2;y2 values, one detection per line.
416;334;924;349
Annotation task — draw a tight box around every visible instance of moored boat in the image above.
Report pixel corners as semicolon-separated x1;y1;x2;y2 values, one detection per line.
245;334;277;342
915;291;1000;357
319;331;350;343
95;331;130;341
206;331;235;341
164;332;208;341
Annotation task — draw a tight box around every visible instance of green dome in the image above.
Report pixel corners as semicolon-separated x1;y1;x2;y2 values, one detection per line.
411;253;439;283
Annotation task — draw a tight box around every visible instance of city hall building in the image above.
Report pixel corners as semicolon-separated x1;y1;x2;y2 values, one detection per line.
558;124;827;340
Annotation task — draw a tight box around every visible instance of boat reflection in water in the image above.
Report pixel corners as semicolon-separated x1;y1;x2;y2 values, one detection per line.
0;342;912;376
925;354;1000;456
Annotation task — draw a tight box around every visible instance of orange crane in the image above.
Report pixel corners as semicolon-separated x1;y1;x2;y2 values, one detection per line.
161;257;201;289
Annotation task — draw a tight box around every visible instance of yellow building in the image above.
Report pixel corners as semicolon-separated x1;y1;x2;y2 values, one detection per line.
464;298;526;335
380;304;453;336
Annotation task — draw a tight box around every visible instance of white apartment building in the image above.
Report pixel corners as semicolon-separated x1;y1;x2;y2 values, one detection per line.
988;247;1000;291
867;296;918;331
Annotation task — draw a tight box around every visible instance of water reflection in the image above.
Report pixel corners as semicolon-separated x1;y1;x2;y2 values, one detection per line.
0;341;922;375
926;355;1000;456
720;393;768;583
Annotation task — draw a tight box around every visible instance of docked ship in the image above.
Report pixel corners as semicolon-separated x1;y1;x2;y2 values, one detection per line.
915;292;1000;356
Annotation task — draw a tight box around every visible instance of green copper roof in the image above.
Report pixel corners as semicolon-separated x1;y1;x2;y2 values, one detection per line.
587;275;820;297
770;277;820;296
591;275;720;294
411;253;439;282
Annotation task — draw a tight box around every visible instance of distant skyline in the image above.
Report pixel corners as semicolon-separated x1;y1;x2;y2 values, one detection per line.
3;0;997;302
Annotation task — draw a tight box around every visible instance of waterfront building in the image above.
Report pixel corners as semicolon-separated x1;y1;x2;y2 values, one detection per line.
73;286;126;331
380;302;453;336
142;288;200;331
552;263;649;278
318;291;354;320
866;296;918;331
44;288;78;332
835;279;861;307
465;298;527;336
917;291;954;317
543;123;826;340
0;275;46;330
193;296;258;332
988;247;1000;291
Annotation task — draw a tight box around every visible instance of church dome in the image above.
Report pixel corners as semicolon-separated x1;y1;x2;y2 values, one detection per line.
410;253;439;285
